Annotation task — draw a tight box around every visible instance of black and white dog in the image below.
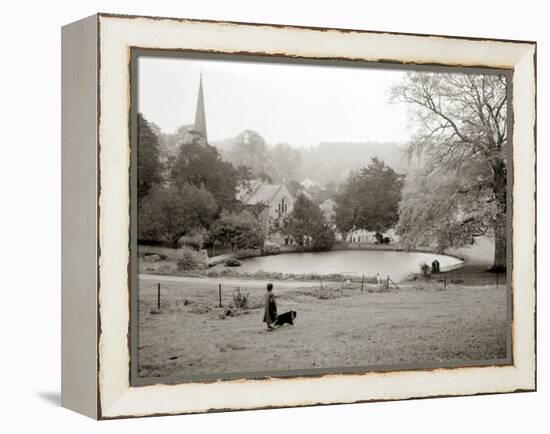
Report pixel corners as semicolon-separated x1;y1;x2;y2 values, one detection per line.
273;310;297;327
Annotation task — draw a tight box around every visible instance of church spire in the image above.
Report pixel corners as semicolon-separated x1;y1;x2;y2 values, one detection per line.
192;73;208;145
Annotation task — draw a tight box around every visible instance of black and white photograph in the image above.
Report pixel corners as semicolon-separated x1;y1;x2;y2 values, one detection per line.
2;0;544;429
133;54;511;381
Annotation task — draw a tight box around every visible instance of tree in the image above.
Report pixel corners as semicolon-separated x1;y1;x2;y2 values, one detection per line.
269;143;302;182
397;168;496;253
138;184;217;248
311;224;336;251
287;180;304;197
334;158;403;236
170;137;241;212
211;210;265;251
390;72;508;269
227;130;273;177
137;113;163;200
280;195;335;251
225;132;304;183
311;180;338;205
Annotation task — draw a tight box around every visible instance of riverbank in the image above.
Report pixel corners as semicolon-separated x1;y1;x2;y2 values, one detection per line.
139;242;466;283
139;262;380;284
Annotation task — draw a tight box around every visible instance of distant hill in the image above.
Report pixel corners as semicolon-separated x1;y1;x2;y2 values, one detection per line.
298;141;408;185
155;125;409;187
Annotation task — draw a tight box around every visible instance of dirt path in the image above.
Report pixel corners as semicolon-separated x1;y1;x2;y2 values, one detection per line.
139;273;321;289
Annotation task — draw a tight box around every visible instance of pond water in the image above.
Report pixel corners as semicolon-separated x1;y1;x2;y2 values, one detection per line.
236;250;463;282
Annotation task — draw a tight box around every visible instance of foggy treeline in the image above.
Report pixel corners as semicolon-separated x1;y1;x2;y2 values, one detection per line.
151;122;406;186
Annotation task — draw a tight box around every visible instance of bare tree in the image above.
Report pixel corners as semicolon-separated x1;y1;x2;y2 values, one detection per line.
391;72;507;270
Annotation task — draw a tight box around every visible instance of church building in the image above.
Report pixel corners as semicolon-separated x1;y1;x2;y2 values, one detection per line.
190;73;208;145
187;74;295;244
238;181;295;242
181;73;209;146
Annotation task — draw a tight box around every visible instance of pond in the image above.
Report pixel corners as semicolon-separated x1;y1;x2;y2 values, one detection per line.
236;249;463;282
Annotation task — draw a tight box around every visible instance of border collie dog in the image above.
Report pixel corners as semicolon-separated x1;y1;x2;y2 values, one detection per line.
273;310;297;326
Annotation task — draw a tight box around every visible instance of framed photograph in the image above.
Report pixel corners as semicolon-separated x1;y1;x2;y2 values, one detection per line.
61;13;536;419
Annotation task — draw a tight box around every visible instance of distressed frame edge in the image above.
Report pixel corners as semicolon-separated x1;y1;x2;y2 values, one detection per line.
94;14;537;419
61;13;100;420
95;11;536;46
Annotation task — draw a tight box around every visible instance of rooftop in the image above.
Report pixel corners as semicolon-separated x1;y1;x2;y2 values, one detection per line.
242;183;284;205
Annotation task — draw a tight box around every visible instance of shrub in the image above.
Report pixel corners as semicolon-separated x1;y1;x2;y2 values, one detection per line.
232;288;249;310
211;210;265;251
225;258;242;267
176;246;205;271
177;231;205;251
157;263;176;274
317;288;339;300
263;241;281;255
143;254;162;262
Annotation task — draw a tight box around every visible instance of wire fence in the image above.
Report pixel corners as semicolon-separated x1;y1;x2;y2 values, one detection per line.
139;269;508;316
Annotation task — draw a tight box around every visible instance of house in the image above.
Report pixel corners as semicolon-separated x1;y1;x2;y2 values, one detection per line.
239;182;295;243
344;228;374;243
344;228;399;244
301;178;316;189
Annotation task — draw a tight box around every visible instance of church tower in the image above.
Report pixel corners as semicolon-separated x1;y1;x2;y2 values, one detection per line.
191;73;208;145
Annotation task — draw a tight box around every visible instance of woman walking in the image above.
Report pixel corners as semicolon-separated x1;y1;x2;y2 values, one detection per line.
263;283;277;330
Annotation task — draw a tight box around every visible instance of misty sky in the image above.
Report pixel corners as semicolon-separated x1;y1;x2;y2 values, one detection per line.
138;55;412;148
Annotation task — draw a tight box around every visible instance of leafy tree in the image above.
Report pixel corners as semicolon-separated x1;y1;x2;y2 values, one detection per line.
239;202;269;220
224;132;303;183
170;138;241;212
334;158;403;236
311;224;336;251
280;195;335;251
269;143;302;182
137;113;163;200
138;184;217;248
287;180;304;197
256;171;273;184
310;180;339;205
390;72;508;269
227;130;274;178
155;124;193;160
211;210;265;251
234;164;255;188
397;168;496;253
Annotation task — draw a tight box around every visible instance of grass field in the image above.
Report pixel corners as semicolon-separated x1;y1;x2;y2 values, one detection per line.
137;276;508;379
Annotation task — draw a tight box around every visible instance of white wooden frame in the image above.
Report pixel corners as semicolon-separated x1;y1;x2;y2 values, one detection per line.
61;13;536;419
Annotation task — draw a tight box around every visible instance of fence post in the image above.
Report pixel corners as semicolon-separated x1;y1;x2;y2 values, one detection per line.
219;283;222;307
387;276;399;290
319;278;323;290
496;272;499;288
444;275;447;291
157;283;161;311
361;274;365;292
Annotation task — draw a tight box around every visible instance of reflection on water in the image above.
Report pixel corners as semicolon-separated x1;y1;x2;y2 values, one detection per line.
237;250;463;282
